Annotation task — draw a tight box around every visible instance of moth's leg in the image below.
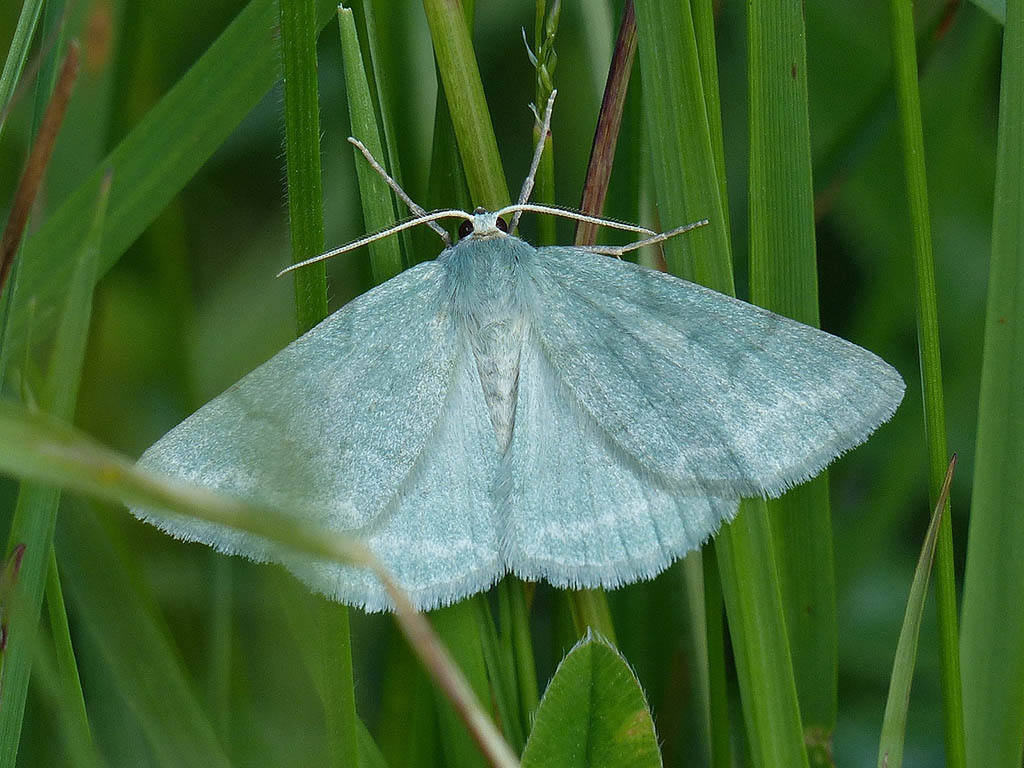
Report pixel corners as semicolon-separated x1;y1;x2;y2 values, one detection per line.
348;137;450;245
586;219;710;259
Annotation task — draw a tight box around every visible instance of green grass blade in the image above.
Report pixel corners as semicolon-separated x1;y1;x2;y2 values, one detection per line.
747;2;836;760
44;550;91;754
279;3;358;767
422;0;509;209
281;0;329;334
887;2;966;765
970;0;1005;24
878;456;956;768
58;500;232;767
376;625;440;767
506;578;539;729
338;6;404;283
959;0;1024;765
691;0;729;232
272;581;390;768
520;632;661;768
701;550;730;768
0;172;109;767
0;0;44;138
1;0;341;371
474;593;525;751
635;2;809;766
633;0;730;288
429;600;491;768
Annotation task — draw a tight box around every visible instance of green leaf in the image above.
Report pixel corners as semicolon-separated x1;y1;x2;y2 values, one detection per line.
520;632;661;768
960;0;1024;766
878;456;955;768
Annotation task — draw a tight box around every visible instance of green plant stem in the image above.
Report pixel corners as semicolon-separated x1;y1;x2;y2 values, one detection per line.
887;2;966;766
507;579;539;727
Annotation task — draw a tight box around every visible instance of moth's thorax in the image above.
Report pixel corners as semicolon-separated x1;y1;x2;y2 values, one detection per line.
440;235;534;453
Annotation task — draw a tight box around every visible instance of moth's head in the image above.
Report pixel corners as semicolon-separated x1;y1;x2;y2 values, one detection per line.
458;207;510;241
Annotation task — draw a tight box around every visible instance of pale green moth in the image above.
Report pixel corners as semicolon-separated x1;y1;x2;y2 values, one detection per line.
133;94;905;612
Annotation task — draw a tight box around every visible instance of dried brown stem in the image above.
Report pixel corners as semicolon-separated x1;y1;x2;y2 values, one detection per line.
0;41;81;298
574;0;637;246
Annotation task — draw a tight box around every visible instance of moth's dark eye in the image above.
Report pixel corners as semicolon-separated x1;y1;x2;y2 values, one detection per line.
458;220;473;239
495;216;509;233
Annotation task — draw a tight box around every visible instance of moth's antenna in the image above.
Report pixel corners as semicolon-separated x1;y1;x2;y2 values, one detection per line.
510;89;558;231
348;137;451;245
584;219;711;258
498;202;657;237
278;209;472;277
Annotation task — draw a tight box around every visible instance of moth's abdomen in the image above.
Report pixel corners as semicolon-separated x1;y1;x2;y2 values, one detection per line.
441;235;534;453
472;313;526;453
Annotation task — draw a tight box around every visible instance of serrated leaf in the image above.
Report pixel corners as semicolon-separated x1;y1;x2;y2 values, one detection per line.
521;632;661;768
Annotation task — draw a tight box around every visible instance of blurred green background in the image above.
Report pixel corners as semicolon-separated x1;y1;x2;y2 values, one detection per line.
0;0;1003;765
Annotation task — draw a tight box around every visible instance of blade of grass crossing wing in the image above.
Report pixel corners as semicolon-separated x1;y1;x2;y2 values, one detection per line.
338;6;404;283
0;175;110;767
877;456;956;768
0;402;520;768
960;0;1024;765
747;2;837;762
887;2;965;765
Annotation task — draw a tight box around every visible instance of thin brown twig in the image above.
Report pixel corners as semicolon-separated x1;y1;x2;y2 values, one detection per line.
574;0;637;246
0;41;81;299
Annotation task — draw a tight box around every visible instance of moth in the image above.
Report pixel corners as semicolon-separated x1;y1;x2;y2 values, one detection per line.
133;95;905;611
